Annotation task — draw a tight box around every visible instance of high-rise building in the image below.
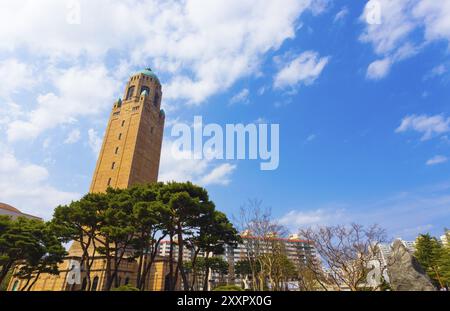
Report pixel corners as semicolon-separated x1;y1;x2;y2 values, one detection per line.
90;68;165;193
223;233;316;289
441;229;449;246
154;233;317;290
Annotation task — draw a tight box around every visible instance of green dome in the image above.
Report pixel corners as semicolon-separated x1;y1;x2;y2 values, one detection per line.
134;68;160;83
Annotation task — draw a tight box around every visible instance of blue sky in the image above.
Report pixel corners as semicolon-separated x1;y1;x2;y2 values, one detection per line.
0;0;449;240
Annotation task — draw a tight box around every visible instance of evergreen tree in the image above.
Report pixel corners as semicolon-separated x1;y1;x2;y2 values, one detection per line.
0;216;66;290
48;182;239;291
415;233;445;288
0;215;13;285
51;192;107;291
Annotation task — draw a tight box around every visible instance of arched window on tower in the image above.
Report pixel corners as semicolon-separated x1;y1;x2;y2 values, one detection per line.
81;277;87;291
92;276;99;291
153;92;160;107
126;86;135;100
140;86;150;96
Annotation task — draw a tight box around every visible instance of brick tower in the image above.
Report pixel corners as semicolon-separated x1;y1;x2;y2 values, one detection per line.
7;69;171;292
90;68;165;193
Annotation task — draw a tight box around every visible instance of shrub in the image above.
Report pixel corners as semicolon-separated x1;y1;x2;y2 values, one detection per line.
111;284;140;291
213;285;243;291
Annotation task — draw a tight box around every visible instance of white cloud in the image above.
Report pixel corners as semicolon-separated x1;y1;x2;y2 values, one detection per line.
0;0;328;105
279;182;450;239
64;128;81;144
360;0;417;55
334;7;349;23
413;1;450;43
0;0;148;58
159;139;237;186
229;88;250;105
396;114;450;140
430;64;447;76
366;57;392;80
0;102;23;126
279;208;346;227
7;65;118;142
200;163;237;186
306;134;317;142
257;86;266;96
360;1;450;79
42;138;51;150
142;0;322;104
274;51;329;89
0;59;34;99
0;146;79;219
88;128;102;156
424;63;448;80
426;155;448;166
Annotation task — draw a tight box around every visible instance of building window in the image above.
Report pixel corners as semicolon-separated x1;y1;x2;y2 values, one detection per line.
154;92;160;106
115;147;119;154
126;86;135;100
81;277;87;291
140;86;150;96
125;277;130;285
107;178;112;186
118;133;122;140
151;127;154;134
111;162;115;169
92;276;99;291
121;120;125;127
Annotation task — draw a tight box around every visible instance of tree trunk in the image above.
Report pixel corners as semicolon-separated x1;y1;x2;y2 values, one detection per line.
176;228;189;290
109;243;128;290
168;233;174;291
190;249;201;290
143;234;166;290
80;238;91;291
136;252;144;289
86;235;98;291
202;253;211;291
20;277;31;291
433;266;444;288
27;272;41;291
104;245;112;291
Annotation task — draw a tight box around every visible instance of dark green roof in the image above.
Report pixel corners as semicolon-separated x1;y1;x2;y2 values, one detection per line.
134;68;160;83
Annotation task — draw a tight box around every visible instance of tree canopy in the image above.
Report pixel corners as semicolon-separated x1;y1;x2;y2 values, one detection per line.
415;233;450;289
50;182;240;291
0;216;66;290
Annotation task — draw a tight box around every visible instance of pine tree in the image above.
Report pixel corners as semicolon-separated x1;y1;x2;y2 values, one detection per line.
438;242;450;288
414;233;445;288
0;216;66;290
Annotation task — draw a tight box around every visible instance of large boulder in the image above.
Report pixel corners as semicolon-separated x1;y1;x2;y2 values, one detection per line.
387;239;436;291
